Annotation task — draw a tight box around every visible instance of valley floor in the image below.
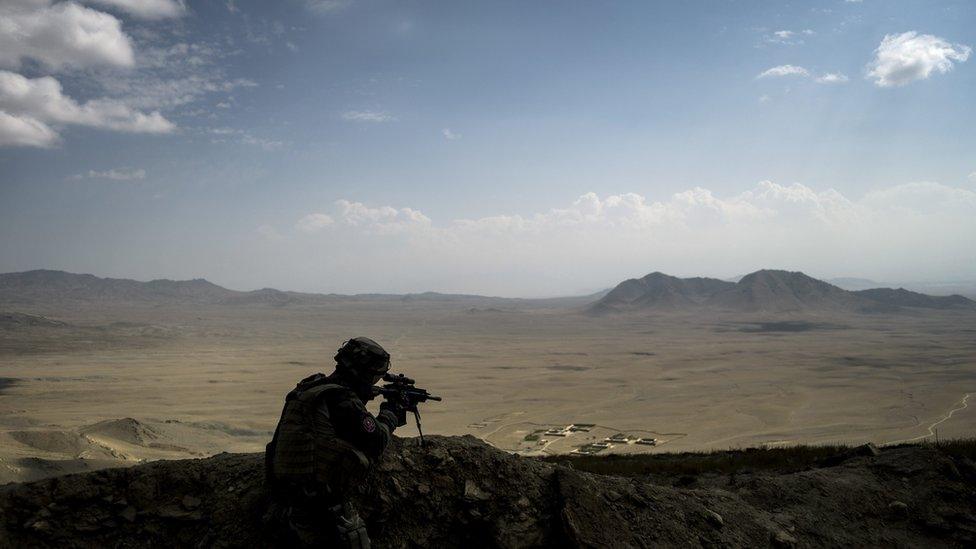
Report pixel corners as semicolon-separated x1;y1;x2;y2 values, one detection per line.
1;301;975;483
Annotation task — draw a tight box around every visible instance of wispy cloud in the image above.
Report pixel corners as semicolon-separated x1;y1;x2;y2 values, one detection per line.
757;65;810;78
757;65;848;85
101;41;259;112
815;72;849;84
73;167;147;181
867;32;971;87
208;127;283;150
442;128;461;140
295;213;335;234
303;0;352;14
85;0;187;20
341;110;395;123
762;29;815;46
256;224;283;241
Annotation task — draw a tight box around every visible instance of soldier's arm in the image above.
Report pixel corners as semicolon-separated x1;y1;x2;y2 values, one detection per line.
327;391;398;459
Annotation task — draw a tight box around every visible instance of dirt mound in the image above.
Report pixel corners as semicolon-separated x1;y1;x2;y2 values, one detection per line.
8;431;92;456
79;418;160;446
6;430;125;463
2;436;975;547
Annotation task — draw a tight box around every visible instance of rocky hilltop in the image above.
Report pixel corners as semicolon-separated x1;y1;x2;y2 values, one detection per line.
591;269;976;314
2;436;976;548
589;272;733;313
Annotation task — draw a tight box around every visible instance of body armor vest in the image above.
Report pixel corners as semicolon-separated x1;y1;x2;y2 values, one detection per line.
266;376;369;494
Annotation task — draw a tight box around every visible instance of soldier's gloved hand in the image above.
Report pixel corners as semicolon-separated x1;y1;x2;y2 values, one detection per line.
380;400;408;428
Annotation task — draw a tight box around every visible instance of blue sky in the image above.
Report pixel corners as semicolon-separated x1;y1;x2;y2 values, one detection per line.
1;0;974;295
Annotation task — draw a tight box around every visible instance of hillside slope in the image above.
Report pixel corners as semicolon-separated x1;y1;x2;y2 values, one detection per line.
2;436;975;548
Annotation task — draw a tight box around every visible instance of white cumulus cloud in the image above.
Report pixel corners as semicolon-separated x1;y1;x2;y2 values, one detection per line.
0;70;175;147
278;181;976;295
0;110;58;147
334;199;431;234
84;0;186;20
0;0;135;70
867;31;971;87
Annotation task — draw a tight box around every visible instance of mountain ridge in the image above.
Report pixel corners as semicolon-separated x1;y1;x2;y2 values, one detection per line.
591;269;975;314
3;269;973;313
0;270;500;306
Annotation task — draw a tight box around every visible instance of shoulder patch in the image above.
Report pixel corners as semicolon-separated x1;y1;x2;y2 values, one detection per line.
362;416;376;433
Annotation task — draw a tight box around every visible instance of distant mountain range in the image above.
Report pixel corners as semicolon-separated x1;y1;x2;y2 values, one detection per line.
0;270;306;306
589;270;976;314
0;270;598;308
1;269;973;314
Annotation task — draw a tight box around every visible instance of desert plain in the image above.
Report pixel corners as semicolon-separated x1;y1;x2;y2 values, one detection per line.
2;284;976;484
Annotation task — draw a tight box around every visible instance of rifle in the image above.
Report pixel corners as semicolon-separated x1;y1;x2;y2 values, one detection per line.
373;373;441;445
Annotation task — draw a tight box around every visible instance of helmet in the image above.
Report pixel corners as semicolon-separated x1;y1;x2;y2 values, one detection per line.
334;337;391;382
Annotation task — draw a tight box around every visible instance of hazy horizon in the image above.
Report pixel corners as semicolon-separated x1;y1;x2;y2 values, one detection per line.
5;265;976;299
2;1;974;296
